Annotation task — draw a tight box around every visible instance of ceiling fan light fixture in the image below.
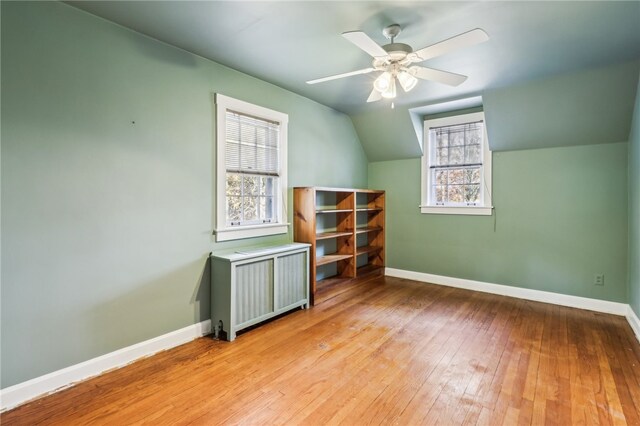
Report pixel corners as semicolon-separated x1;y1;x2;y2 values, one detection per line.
373;71;392;92
381;76;397;99
398;71;418;92
310;25;488;105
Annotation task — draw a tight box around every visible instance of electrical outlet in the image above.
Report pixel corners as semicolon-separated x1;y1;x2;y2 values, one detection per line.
594;274;605;286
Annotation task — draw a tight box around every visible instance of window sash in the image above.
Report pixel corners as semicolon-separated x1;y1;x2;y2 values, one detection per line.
430;165;482;206
225;173;277;227
427;120;485;207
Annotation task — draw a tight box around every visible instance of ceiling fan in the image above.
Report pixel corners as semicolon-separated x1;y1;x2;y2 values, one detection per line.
306;24;489;103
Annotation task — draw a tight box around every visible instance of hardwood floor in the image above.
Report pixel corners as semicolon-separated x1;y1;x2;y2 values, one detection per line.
3;275;640;425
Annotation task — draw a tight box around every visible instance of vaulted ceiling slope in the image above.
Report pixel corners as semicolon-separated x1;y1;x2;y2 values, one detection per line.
354;60;640;161
68;1;640;160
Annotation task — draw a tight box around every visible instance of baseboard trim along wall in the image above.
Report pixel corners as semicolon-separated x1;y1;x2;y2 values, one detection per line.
385;268;629;316
0;320;212;412
627;306;640;343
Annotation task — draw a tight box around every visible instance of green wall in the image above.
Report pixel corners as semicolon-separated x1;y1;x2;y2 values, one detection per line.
1;2;367;388
629;75;640;317
369;142;628;302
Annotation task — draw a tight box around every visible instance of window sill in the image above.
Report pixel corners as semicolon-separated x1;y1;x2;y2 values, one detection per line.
420;206;493;216
214;223;289;242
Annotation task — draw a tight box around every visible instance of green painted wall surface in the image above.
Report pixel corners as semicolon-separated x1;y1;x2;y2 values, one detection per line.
629;75;640;317
1;2;367;388
369;142;628;303
350;106;423;161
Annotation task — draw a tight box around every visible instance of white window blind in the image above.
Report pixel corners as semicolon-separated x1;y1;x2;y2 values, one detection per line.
225;111;279;176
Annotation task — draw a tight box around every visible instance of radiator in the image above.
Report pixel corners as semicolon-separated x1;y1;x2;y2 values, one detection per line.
210;243;310;341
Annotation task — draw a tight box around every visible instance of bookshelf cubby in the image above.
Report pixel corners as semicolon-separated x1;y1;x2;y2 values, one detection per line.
293;187;385;304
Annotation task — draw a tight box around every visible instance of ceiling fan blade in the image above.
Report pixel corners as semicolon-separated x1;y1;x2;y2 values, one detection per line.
410;66;468;87
342;31;389;59
411;28;489;63
306;67;376;85
367;89;382;103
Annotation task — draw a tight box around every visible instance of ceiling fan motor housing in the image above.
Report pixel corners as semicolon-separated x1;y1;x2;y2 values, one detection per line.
382;43;412;61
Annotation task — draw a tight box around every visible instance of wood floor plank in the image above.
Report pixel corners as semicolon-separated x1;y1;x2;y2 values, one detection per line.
3;275;640;425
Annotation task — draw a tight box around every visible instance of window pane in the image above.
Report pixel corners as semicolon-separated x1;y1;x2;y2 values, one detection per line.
435;185;446;203
226;173;241;195
260;176;274;196
435;170;447;185
448;185;464;203
467;126;482;145
242;196;258;222
449;147;464;165
448;169;464;184
227;196;242;222
243;175;259;195
449;128;464;146
465;144;481;164
436;148;448;166
464;185;480;203
260;196;274;221
265;197;274;220
465;168;481;184
436;132;448;148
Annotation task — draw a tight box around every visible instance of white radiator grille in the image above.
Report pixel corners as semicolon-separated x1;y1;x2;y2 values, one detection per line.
277;252;307;309
235;259;274;325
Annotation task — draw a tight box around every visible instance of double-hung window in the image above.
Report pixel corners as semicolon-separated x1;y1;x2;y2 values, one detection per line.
215;94;288;241
421;111;493;215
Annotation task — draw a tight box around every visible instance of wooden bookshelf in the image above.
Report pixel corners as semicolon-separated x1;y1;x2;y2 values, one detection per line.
293;187;385;305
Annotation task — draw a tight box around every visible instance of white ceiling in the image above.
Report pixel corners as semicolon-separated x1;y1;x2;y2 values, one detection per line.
67;1;640;115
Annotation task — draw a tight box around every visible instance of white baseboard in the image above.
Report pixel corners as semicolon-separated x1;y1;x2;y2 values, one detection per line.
627;306;640;343
385;268;629;316
0;320;211;412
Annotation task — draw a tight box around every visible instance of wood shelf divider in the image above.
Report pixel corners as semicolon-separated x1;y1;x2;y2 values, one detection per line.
316;208;353;214
356;245;383;256
355;207;383;212
316;254;353;266
355;226;383;234
316;231;353;240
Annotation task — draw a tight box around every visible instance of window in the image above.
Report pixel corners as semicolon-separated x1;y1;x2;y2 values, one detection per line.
215;94;288;241
421;111;492;215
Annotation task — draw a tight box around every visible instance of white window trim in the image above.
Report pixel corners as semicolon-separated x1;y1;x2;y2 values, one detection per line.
214;94;289;242
420;111;493;216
